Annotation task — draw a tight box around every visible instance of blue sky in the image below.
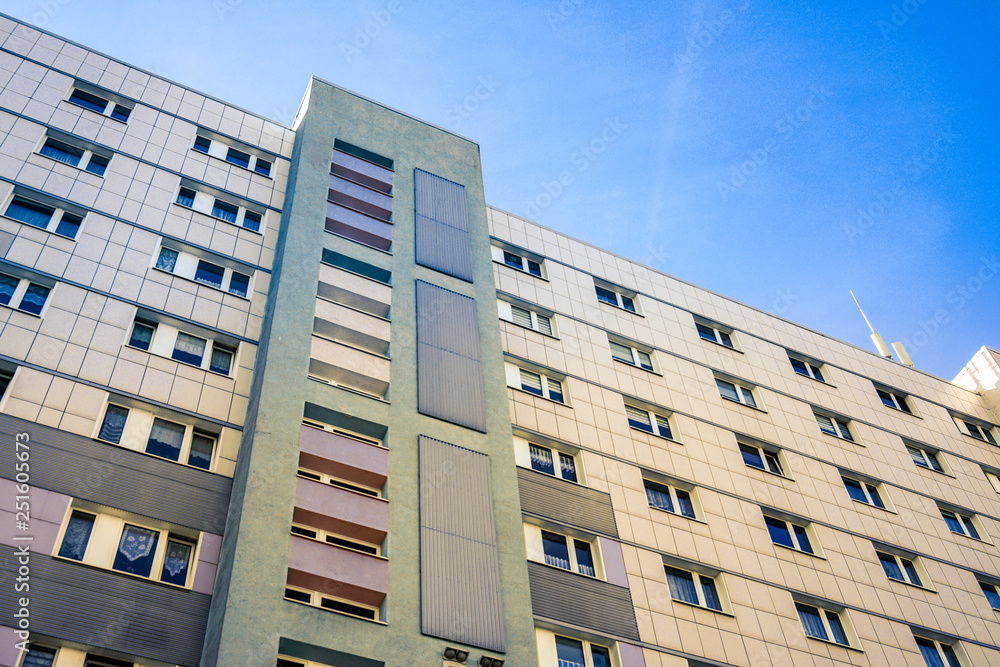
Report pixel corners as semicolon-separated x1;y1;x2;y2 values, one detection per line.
7;1;997;381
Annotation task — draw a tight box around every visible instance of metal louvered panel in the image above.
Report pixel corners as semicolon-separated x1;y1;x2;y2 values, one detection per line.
419;436;505;652
526;560;639;641
0;547;210;667
414;169;474;281
415;281;486;432
0;413;230;533
516;467;619;538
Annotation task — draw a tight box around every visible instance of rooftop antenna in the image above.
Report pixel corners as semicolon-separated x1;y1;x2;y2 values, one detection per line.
851;290;893;359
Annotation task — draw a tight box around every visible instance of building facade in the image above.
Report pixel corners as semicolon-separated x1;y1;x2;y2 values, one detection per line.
0;13;998;667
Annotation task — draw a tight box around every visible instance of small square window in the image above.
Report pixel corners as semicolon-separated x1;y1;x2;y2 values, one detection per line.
128;321;156;350
172;332;207;366
225;147;251;169
526;259;542;277
877;550;923;586
740;442;783;476
941;508;982;540
788;354;825;381
645;479;695;518
22;644;57;667
54;212;83;239
907;443;945;473
876;386;912;414
528;443;577;482
242;210;262;232
764;515;813;554
85;154;109;176
18;283;51;315
212;199;239;224
254;157;271;177
717;377;757;408
797;602;850;646
665;565;723;611
110;104;131;122
594;283;636;312
915;636;963;667
194;260;225;289
697;321;735;348
815;412;854;442
228;271;250;298
176;187;196;208
160;538;194;586
980;580;1000;611
541;530;595;576
0;274;17;305
193;135;211;153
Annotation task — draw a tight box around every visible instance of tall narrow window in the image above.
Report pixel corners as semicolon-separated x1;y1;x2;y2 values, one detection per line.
97;405;129;443
112;524;159;577
57;510;96;561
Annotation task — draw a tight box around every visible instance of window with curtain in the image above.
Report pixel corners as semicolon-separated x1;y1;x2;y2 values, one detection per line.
5;196;54;229
210;346;233;375
542;531;570;570
160;539;193;586
172;332;206;366
188;433;215;470
156;247;178;272
112;524;159;577
146;418;185;461
57;510;95;560
40;137;84;165
529;443;555;475
665;566;699;605
98;405;129;443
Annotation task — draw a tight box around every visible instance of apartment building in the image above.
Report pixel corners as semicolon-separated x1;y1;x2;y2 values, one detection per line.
0;12;999;667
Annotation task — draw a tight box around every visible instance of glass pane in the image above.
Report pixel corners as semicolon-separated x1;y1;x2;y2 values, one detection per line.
55;212;82;238
254;158;271;176
146;418;185;461
529;444;555;475
558;453;578;483
527;259;542;277
0;274;17;305
676;489;695;518
502;251;523;270
941;510;964;535
637;350;653;370
161;539;192;586
542;531;570;570
98;405;129;443
85;154;109;176
620;295;635;312
194;261;225;288
22;644;57;667
58;510;95;560
665;566;699;604
555;636;585;667
610;340;634;363
765;516;794;549
825;610;849;645
796;603;827;640
843;478;867;503
866;484;885;509
176;187;195;207
901;558;922;586
210;346;233;375
19;283;50;315
815;413;837;435
926;451;944;473
112;524;159;577
172;332;206;366
595;285;617;305
212;199;238;223
897;395;912;413
510;305;533;328
110;104;131;122
836;419;854;441
590;645;611;667
228;271;250;298
810;364;824;382
964;422;982;440
916;638;945;667
128;322;155;350
225;147;251;168
188;433;214;470
985;429;997;445
717;379;739;401
655;414;672;439
156;247;178;272
961;515;980;540
941;644;961;667
877;389;895;408
574;540;595;576
40;138;83;165
242;210;262;232
626;405;653;432
6;196;54;228
878;552;903;580
696;322;718;342
740;444;765;470
193;135;211;153
536;314;552;336
792;524;813;553
645;482;674;512
700;574;722;610
520;369;543;396
981;582;1000;610
790;358;809;376
764;453;783;475
546;378;563;403
719;331;733;347
908;445;929;468
740;386;757;408
69;89;108;113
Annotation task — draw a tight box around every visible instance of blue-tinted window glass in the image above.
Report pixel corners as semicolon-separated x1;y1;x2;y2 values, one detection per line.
242;210;261;232
110;104;131;122
843;478;868;503
982;582;1000;610
171;332;206;366
98;405;129;443
156;247;178;272
112;524;158;577
796;603;827;641
160;539;192;586
18;283;49;315
792;524;813;553
193;136;211;153
716;379;739;402
128;322;155;350
665;566;699;604
146;418;185;461
254;158;271;176
901;558;922;586
879;552;903;580
40;138;83;166
645;482;674;512
228;271;250;298
916;638;945;667
740;444;765;470
676;489;695;518
210;346;233;375
700;575;722;610
54;212;82;239
0;274;18;305
5;196;54;229
765;516;794;549
941;510;964;535
212;199;238;223
57;510;95;560
558;453;578;483
529;444;555;475
22;644;57;667
188;433;214;470
620;294;636;312
826;611;849;645
696;322;717;342
574;541;594;576
176;187;195;207
225;147;251;168
555;636;585;667
194;261;225;288
85;154;109;176
541;531;570;570
866;483;885;509
68;89;108;113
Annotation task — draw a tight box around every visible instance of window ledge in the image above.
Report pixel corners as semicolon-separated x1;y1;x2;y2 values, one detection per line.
720;395;767;413
501;317;559;340
948;530;993;546
819;431;863;446
882;404;922;419
0;303;42;319
1;214;79;241
913;465;955;480
700;338;742;353
886;577;937;594
35;151;107;178
648;505;706;525
745;464;792;482
493;259;550;282
773;542;826;560
850;498;897;515
93;435;218;474
65;100;129;124
961;432;998;447
613;357;662;376
283;596;387;625
519;464;585;488
628;425;681;445
151;266;251;302
803;635;863;653
531;559;602;582
597;301;643;317
792;372;836;388
192;146;275;180
509;386;570;408
172;201;264;236
670;598;736;617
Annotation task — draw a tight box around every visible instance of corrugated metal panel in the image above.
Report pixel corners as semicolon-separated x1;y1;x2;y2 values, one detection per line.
517;467;618;538
415;281;486;432
414;169;474;281
0;546;210;667
526;560;640;641
0;413;231;534
419;436;505;652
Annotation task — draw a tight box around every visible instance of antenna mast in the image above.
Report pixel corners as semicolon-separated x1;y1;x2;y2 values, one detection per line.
850;291;893;359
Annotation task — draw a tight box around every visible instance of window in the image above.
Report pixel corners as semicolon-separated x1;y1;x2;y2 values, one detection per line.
83;656;134;667
796;602;850;646
0;273;51;315
876;550;923;586
176;187;196;208
97;403;217;471
788;353;825;381
519;368;564;403
542;530;595;576
876;384;912;413
907;443;946;473
979;580;1000;610
814;411;855;442
940;508;983;541
696;321;734;348
554;635;612;667
740;442;784;476
764;514;814;554
716;377;758;408
914;636;963;667
210;345;234;375
625;403;673;439
38;135;111;176
528;443;577;482
665;564;723;611
4;194;84;239
21;644;57;666
193;135;211;153
297;466;383;499
67;87;131;122
594;282;636;312
609;339;653;370
211;199;239;224
172;332;206;365
242;210;262;232
254;157;272;177
127;321;156;351
499;299;553;336
284;585;379;620
156;245;253;298
985;469;1000;494
173;184;266;233
644;479;695;518
85;154;109;176
503;250;542;277
291;522;380;556
56;508;196;587
127;316;237;376
225;147;252;169
959;418;998;445
842;475;887;509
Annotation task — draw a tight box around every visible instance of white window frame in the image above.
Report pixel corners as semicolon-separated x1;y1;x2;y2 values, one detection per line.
939;506;987;542
787;352;826;382
2;191;86;239
795;600;854;648
190;132;274;178
491;244;544;278
153;244;253;299
540;528;598;578
282;584;380;621
875;548;926;588
95;402;219;472
624;403;675;440
696;319;736;349
35;132;112;177
663;562;728;613
644;478;698;520
953;414;998;445
526;442;579;483
506;361;566;404
715;375;760;409
125;316;238;377
53;506;199;589
842;474;891;511
984;468;1000;494
914;635;966;667
66;85;132;122
609;337;654;371
875;383;913;414
814;410;856;442
905;442;947;474
0;272;52;317
549;633;615;667
497;298;554;336
173;183;266;233
763;513;817;555
594;280;637;313
739;440;786;477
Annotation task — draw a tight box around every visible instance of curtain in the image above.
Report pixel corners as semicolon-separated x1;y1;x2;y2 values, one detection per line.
57;512;94;560
98;405;129;443
520;369;542;395
161;540;192;585
558;453;577;482
796;603;827;640
147;418;185;460
173;332;206;365
626;405;652;432
645;484;673;513
40;140;83;165
676;489;694;517
699;575;721;610
542;531;570;570
574;542;595;577
113;524;159;577
212;201;238;223
6;197;53;229
188;434;214;470
210;347;233;374
156;247;178;272
529;444;555;475
665;566;699;604
815;413;836;435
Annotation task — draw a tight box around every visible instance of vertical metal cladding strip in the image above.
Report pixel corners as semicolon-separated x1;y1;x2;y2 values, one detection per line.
419;436;506;652
414;168;474;281
415;280;487;431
